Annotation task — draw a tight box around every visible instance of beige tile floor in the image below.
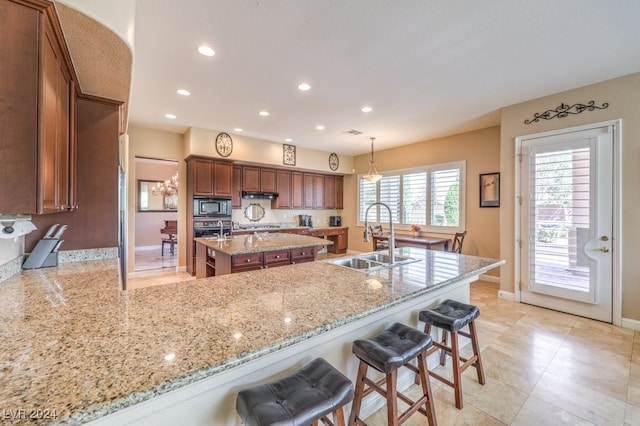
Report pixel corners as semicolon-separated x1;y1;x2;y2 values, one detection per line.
126;264;640;425
364;281;640;426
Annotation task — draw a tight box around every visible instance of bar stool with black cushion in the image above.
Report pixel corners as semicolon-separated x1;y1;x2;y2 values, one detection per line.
236;357;354;426
349;322;437;426
418;299;485;409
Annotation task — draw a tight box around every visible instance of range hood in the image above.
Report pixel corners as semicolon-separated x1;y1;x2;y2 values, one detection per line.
242;191;279;200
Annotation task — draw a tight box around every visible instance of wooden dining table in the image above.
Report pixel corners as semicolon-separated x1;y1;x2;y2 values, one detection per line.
372;233;451;251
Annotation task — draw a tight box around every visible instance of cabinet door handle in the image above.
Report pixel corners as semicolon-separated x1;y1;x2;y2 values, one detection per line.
246;259;251;263
275;255;280;259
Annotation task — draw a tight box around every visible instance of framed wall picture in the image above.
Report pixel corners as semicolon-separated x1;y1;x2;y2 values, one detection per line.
479;172;500;207
283;144;296;166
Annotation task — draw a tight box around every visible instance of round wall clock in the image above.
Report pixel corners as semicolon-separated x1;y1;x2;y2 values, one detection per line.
215;132;233;157
329;152;339;171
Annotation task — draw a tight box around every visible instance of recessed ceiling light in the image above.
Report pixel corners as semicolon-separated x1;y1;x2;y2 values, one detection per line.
285;138;293;142
177;89;191;96
259;111;270;116
165;113;176;119
234;128;243;132
197;45;215;57
361;106;373;113
316;125;325;130
297;83;311;91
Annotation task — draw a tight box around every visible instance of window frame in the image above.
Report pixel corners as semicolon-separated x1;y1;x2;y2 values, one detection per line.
357;160;466;233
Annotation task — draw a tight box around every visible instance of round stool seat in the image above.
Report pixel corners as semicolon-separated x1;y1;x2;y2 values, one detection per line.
352;322;433;374
236;357;354;426
419;299;479;332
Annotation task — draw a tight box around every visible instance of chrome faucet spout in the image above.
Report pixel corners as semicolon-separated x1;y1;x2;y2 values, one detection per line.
216;220;224;239
363;202;395;264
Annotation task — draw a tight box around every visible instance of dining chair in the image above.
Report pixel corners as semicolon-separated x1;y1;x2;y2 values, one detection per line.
369;225;389;251
451;231;466;254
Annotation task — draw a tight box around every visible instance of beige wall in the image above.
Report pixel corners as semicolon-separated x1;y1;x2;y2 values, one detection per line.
343;126;501;276
500;72;640;322
184;127;354;174
127;126;184;273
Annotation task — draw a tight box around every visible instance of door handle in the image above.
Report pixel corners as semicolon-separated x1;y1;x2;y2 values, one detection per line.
601;235;609;241
600;247;609;253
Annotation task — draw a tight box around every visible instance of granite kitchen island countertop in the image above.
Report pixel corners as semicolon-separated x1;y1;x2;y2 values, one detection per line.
0;247;504;424
194;231;331;256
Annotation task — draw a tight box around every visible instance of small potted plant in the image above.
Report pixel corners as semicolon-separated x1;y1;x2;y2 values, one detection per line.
410;224;421;237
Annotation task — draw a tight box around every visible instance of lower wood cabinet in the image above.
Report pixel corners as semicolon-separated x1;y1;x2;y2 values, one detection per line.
311;227;349;254
196;242;318;277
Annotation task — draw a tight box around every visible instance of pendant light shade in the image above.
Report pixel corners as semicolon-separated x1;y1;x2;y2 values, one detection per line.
363;137;383;182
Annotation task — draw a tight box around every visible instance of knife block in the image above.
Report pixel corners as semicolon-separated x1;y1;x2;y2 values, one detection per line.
22;239;60;269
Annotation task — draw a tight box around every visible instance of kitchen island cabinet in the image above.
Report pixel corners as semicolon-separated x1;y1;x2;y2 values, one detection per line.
0;249;503;425
194;232;330;277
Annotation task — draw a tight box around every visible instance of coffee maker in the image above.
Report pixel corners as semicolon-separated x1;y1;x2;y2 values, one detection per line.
298;215;312;227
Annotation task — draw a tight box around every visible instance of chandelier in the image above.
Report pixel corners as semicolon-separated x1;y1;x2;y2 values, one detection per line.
152;172;178;196
363;137;383;182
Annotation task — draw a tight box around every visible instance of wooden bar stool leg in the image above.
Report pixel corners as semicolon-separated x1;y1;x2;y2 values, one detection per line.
469;321;485;385
334;406;346;426
439;330;449;366
417;352;437;425
386;369;398;426
349;361;368;425
450;330;463;409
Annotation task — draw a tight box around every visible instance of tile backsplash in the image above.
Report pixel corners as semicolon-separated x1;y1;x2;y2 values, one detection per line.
232;199;342;228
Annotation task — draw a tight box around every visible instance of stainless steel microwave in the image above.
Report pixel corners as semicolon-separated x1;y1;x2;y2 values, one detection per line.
193;197;231;217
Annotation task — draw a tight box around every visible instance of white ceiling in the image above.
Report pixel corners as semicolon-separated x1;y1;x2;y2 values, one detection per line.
128;0;640;156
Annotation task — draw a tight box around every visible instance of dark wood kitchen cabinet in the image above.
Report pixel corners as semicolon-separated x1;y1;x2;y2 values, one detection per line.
232;165;242;208
241;166;277;193
324;175;344;210
291;171;304;209
0;0;77;214
189;158;233;197
271;170;291;209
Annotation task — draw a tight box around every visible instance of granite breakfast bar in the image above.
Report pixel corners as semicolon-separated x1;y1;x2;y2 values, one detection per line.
0;247;503;425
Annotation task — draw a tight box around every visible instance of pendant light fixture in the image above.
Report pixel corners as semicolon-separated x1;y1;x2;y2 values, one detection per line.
363;137;383;182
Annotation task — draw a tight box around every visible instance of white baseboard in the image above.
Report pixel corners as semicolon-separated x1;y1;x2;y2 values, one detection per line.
479;274;500;283
498;290;516;301
621;317;640;332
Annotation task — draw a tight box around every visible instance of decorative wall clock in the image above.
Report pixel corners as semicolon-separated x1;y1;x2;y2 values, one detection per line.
328;153;339;171
215;132;233;157
283;144;296;166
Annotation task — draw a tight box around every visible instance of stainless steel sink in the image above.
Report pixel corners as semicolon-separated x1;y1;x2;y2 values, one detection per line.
328;252;420;273
330;257;385;270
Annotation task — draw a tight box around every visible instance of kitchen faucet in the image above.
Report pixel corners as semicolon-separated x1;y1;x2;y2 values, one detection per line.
216;220;225;239
363;202;395;264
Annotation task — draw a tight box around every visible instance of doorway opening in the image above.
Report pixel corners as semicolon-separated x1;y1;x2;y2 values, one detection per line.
134;157;179;272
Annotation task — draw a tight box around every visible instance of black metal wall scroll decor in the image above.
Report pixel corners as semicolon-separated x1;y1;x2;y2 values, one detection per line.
524;100;609;124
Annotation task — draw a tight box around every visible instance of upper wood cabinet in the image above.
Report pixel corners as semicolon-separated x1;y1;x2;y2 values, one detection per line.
272;170;291;209
324;175;344;210
335;175;344;209
260;168;277;193
189;158;233;197
242;166;260;192
303;173;314;209
242;166;277;193
291;171;304;209
313;174;324;209
232;165;242;208
0;1;77;214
